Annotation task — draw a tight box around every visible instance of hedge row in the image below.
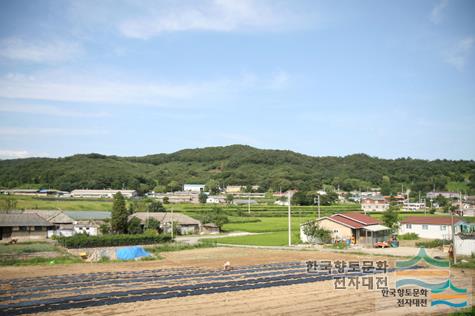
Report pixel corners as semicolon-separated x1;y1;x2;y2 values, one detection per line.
57;233;172;248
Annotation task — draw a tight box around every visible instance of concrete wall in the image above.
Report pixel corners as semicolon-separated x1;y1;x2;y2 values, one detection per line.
399;223;461;240
454;235;475;256
9;226;49;240
300;219;352;242
318;218;353;240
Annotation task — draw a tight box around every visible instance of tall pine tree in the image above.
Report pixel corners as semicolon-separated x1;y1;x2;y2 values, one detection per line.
111;192;128;233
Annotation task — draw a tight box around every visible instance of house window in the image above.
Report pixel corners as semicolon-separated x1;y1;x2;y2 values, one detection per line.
440;225;447;231
34;226;43;231
333;230;338;233
406;224;412;229
422;224;428;230
19;226;28;231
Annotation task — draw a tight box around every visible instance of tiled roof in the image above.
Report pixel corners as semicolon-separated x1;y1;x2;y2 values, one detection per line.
24;210;74;224
0;213;53;227
129;212;201;225
401;216;465;225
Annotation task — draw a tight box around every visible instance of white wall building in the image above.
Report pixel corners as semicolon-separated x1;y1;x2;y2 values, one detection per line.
361;196;389;212
70;189;137;199
183;184;206;192
399;216;465;240
402;202;426;211
454;234;475;256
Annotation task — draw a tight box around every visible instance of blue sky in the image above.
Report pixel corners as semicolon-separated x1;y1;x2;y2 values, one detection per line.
0;0;474;160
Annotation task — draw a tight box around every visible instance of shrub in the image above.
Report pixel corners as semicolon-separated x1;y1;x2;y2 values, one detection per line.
57;233;172;248
415;239;451;248
398;233;419;240
127;217;143;234
302;221;332;244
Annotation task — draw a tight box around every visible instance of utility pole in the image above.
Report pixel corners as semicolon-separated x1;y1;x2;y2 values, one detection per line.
288;191;291;247
171;207;174;239
451;209;457;264
248;194;251;214
317;194;321;219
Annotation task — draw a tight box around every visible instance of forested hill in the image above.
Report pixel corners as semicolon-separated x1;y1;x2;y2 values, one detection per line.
0;145;474;195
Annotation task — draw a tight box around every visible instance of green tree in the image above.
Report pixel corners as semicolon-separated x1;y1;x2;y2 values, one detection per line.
111;192;128;234
225;194;234;204
302;221;332;244
167;180;181;192
127;216;143;234
148;200;166;212
382;204;400;232
0;197;17;213
99;223;111;234
199;192;208;204
201;207;229;231
205;180;220;194
381;176;391;196
146;217;161;231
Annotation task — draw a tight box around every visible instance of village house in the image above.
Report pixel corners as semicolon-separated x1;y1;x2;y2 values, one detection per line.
0;213;54;241
399;216;466;240
183;184;206;192
301;212;390;246
426;191;460;199
129;212;202;235
70;189;137;199
24;210;75;237
154;191;199;204
402;202;427;211
201;223;220;234
361;195;389;212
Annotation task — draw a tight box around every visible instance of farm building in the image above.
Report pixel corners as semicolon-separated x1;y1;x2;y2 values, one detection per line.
24;210;75;237
301;212;390;245
399;216;465;240
201;223;220;234
183;184;206;192
0;213;54;241
70;189;137;199
154;192;199;204
129;212;201;235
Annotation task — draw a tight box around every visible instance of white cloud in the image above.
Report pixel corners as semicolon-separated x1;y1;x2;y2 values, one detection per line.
430;0;449;24
0;103;109;118
0;37;82;63
269;71;289;89
118;0;304;39
0;150;31;159
0;127;108;136
444;37;474;71
0;70;289;105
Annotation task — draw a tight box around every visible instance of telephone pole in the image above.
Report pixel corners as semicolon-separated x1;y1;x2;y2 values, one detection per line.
288;191;291;247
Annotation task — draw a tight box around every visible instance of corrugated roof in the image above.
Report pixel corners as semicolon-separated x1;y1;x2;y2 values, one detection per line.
319;212;380;229
129;212;201;225
0;213;53;227
329;215;365;229
401;216;465;226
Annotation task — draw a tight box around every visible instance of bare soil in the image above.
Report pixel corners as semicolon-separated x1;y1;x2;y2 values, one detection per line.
0;247;472;316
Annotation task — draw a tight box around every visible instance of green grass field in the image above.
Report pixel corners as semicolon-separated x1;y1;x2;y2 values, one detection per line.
1;196;113;211
0;242;82;266
0;242;57;255
223;216;314;233
210;231;301;246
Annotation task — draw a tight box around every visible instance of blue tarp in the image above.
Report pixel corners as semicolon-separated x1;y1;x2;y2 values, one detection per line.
116;246;151;260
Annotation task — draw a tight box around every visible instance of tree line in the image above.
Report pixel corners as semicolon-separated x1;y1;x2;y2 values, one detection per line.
0;145;473;196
